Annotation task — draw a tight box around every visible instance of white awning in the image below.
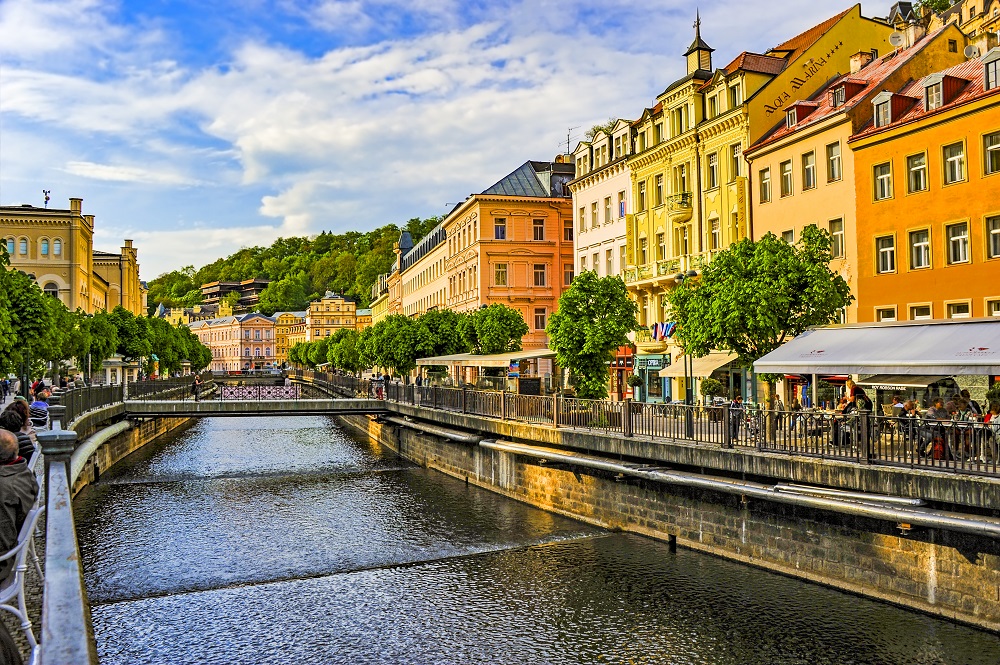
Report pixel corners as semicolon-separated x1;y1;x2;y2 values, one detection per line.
754;319;1000;375
856;374;953;390
659;352;737;378
416;348;556;368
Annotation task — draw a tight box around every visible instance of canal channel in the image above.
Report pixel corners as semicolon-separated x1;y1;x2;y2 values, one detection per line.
73;416;1000;664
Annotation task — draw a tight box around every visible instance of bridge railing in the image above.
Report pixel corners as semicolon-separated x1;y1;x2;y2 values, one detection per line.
292;369;1000;478
60;384;124;425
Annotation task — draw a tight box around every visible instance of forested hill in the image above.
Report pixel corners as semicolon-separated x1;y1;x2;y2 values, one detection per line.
145;217;440;315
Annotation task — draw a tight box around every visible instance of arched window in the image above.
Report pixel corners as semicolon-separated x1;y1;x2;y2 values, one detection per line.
43;282;59;297
255;348;261;356
5;238;13;255
41;239;49;256
245;348;251;357
265;347;270;357
53;238;62;255
19;239;28;255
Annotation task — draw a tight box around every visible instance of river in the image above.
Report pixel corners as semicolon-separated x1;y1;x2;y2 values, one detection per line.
74;416;1000;664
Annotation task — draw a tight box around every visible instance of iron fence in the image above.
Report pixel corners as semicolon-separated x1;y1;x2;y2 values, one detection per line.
60;384;124;425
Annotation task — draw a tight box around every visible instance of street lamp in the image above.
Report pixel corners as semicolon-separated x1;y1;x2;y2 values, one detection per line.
673;269;699;438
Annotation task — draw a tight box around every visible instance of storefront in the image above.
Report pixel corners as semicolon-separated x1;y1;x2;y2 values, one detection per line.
659;351;737;403
635;355;669;403
609;347;634;401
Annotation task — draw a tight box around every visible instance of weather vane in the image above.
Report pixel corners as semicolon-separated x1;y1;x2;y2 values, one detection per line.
42;190;51;208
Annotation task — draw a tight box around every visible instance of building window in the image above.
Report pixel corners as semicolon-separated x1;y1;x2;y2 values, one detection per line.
943;142;965;184
988;215;1000;259
655;174;664;206
707;153;718;188
606;249;613;276
947;302;971;319
925;82;943;111
729;84;742;108
873;162;892;200
40;239;49;256
988;299;1000;317
876;307;897;322
604;196;612;223
984;131;1000;175
653;232;664;261
494;263;508;286
829;219;845;258
564;218;573;242
826;142;842;182
564;264;574;285
19;239;27;255
580;256;587;273
494;218;507;240
534;308;546;330
877;236;896;273
591;202;599;228
43;282;58;297
910;304;932;320
831;86;845;107
909;229;930;269
711;219;721;250
786;108;797;128
759;168;771;203
533;264;546;287
618;190;626;217
730;144;741;180
639;237;648;264
578;207;586;233
988;58;999;90
906;153;927;193
592;252;599;274
949;39;958;53
802;151;816;190
638;181;647;211
533;218;545;241
675;226;690;255
5;239;12;255
781;230;794;243
875;101;890;128
947;222;969;264
780;160;792;197
674;163;688;192
708;95;718;118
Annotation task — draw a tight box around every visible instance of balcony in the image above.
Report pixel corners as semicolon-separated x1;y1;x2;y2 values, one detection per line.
633;327;668;353
666;192;693;224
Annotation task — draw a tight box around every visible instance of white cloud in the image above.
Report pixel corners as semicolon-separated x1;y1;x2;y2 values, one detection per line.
64;161;206;186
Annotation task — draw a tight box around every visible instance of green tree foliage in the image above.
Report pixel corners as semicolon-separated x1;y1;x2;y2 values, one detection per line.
108;306;153;361
916;0;952;15
419;309;469;357
547;271;638;400
83;311;120;369
358;315;434;376
666;226;853;404
257;273;309;315
145;217;441;314
0;249;14;368
464;304;528;355
328;328;363;375
585;118;618;141
3;268;55;371
308;338;330;368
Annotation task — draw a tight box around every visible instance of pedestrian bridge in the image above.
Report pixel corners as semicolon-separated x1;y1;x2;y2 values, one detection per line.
123;398;388;418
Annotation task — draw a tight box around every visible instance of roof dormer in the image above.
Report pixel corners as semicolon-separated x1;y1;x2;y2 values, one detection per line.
982;47;1000;91
871;90;918;128
784;101;819;128
922;72;970;111
830;79;868;107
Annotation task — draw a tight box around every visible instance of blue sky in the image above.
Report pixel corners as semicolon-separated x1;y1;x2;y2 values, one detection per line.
0;0;870;278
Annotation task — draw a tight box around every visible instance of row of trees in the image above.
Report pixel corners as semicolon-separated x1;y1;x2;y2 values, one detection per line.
289;305;531;376
286;227;851;403
145;217;441;315
1;248;212;381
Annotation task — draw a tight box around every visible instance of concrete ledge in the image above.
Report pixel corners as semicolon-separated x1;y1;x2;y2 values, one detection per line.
123;399;388;417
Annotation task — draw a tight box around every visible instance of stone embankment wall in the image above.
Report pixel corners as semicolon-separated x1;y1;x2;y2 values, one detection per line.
339;413;1000;633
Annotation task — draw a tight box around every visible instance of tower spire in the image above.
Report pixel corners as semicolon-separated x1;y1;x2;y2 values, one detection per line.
684;9;714;74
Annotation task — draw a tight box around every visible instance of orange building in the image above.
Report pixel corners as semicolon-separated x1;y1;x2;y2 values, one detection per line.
851;49;1000;322
440;159;575;349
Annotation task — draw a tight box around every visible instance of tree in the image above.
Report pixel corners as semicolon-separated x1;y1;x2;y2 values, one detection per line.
464;304;528;355
108;306;152;361
585;117;618;141
328;328;363;375
4;268;55;374
257;273;309;315
308;338;330;368
916;0;952;16
83;311;120;371
666;225;853;406
418;309;469;357
0;248;15;371
547;271;638;399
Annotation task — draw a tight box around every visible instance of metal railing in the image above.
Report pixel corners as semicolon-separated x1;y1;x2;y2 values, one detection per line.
292;370;1000;478
60;384;124;425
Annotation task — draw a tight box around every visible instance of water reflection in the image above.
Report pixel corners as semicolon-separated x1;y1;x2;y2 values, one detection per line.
78;416;1000;665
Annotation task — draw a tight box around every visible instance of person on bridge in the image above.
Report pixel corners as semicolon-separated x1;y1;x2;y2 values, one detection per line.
728;394;744;440
28;391;49;430
192;375;203;402
0;430;38;581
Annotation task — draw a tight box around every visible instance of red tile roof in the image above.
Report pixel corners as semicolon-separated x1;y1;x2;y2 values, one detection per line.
850;56;1000;141
723;52;787;76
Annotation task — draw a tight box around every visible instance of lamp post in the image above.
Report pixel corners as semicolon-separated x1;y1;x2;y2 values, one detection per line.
674;270;699;438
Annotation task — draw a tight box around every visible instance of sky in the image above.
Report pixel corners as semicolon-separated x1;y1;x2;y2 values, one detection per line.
0;0;875;279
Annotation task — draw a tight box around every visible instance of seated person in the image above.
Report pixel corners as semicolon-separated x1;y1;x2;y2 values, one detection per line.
0;430;39;580
0;409;35;462
29;390;50;429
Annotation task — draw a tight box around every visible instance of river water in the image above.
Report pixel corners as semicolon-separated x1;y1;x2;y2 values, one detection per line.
74;416;1000;665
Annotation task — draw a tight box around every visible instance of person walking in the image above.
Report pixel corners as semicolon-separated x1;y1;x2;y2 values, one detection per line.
192;375;203;402
729;394;745;441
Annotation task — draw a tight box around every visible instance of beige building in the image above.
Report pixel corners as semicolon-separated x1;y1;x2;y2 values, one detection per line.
746;23;967;325
189;312;277;372
1;197;145;315
305;292;357;340
355;308;373;331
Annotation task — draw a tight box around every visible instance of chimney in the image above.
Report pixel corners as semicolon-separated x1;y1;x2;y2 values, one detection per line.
904;21;926;47
70;198;82;213
125;239;133;248
850;51;875;74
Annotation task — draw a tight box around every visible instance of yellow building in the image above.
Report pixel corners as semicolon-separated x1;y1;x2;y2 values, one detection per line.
931;0;1000;48
1;197;145;315
746;23;967;325
305;292;357;340
369;233;410;325
624;6;893;402
355;308;372;331
851;48;1000;322
158;301;233;327
273;310;307;366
